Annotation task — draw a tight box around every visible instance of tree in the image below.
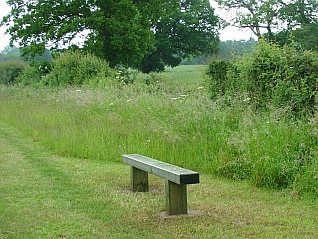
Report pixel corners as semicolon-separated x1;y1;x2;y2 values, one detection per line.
293;22;318;51
280;0;318;27
262;1;318;49
216;0;318;42
2;0;156;67
2;0;220;71
215;0;284;41
139;0;220;72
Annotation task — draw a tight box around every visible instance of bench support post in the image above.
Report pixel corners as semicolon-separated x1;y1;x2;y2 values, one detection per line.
165;180;187;215
131;166;149;192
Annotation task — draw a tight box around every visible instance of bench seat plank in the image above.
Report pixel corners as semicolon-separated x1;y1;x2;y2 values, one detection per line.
122;154;199;185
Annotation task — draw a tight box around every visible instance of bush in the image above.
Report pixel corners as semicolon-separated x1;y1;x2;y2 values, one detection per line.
248;42;318;114
0;60;27;85
41;51;115;86
272;50;318;115
114;65;137;85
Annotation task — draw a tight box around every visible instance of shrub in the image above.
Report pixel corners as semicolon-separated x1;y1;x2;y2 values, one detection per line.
206;60;231;98
41;51;115;86
247;41;287;108
114;65;137;85
17;61;52;86
0;60;27;85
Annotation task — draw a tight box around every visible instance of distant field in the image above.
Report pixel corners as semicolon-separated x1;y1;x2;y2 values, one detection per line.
162;65;207;85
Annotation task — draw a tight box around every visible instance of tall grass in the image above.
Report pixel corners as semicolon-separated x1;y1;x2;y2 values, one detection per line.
0;65;317;199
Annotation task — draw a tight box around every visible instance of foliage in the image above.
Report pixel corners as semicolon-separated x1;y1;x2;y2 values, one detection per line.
139;52;165;73
207;41;318;115
2;0;219;71
280;0;318;26
41;51;115;86
0;60;27;85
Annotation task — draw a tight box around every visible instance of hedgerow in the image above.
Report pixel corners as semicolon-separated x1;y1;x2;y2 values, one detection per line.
207;40;318;115
0;60;27;85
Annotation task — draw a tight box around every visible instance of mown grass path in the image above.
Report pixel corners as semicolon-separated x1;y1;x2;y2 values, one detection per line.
0;123;317;238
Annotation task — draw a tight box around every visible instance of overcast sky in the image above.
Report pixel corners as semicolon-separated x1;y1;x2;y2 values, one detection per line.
0;0;254;51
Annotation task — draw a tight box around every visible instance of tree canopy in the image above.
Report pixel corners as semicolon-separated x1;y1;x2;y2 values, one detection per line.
139;0;219;72
2;0;219;71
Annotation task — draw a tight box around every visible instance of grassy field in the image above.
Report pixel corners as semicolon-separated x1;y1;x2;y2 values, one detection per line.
0;65;317;196
0;65;317;237
1;123;318;238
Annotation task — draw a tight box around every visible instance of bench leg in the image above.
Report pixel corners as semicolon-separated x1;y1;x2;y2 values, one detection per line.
165;180;187;215
131;167;149;192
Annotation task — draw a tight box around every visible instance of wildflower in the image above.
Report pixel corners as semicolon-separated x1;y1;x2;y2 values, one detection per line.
127;99;132;103
197;86;204;90
170;97;178;100
242;97;251;102
76;89;82;92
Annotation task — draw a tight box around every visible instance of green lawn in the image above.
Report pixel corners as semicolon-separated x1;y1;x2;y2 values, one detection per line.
1;123;317;239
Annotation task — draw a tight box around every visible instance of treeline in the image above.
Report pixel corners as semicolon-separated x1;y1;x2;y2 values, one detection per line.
0;47;52;62
182;39;258;65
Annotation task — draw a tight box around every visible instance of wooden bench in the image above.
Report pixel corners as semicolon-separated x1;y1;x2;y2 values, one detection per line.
122;154;199;215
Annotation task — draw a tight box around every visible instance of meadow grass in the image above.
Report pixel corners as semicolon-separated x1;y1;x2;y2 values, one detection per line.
0;65;317;198
1;123;317;238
